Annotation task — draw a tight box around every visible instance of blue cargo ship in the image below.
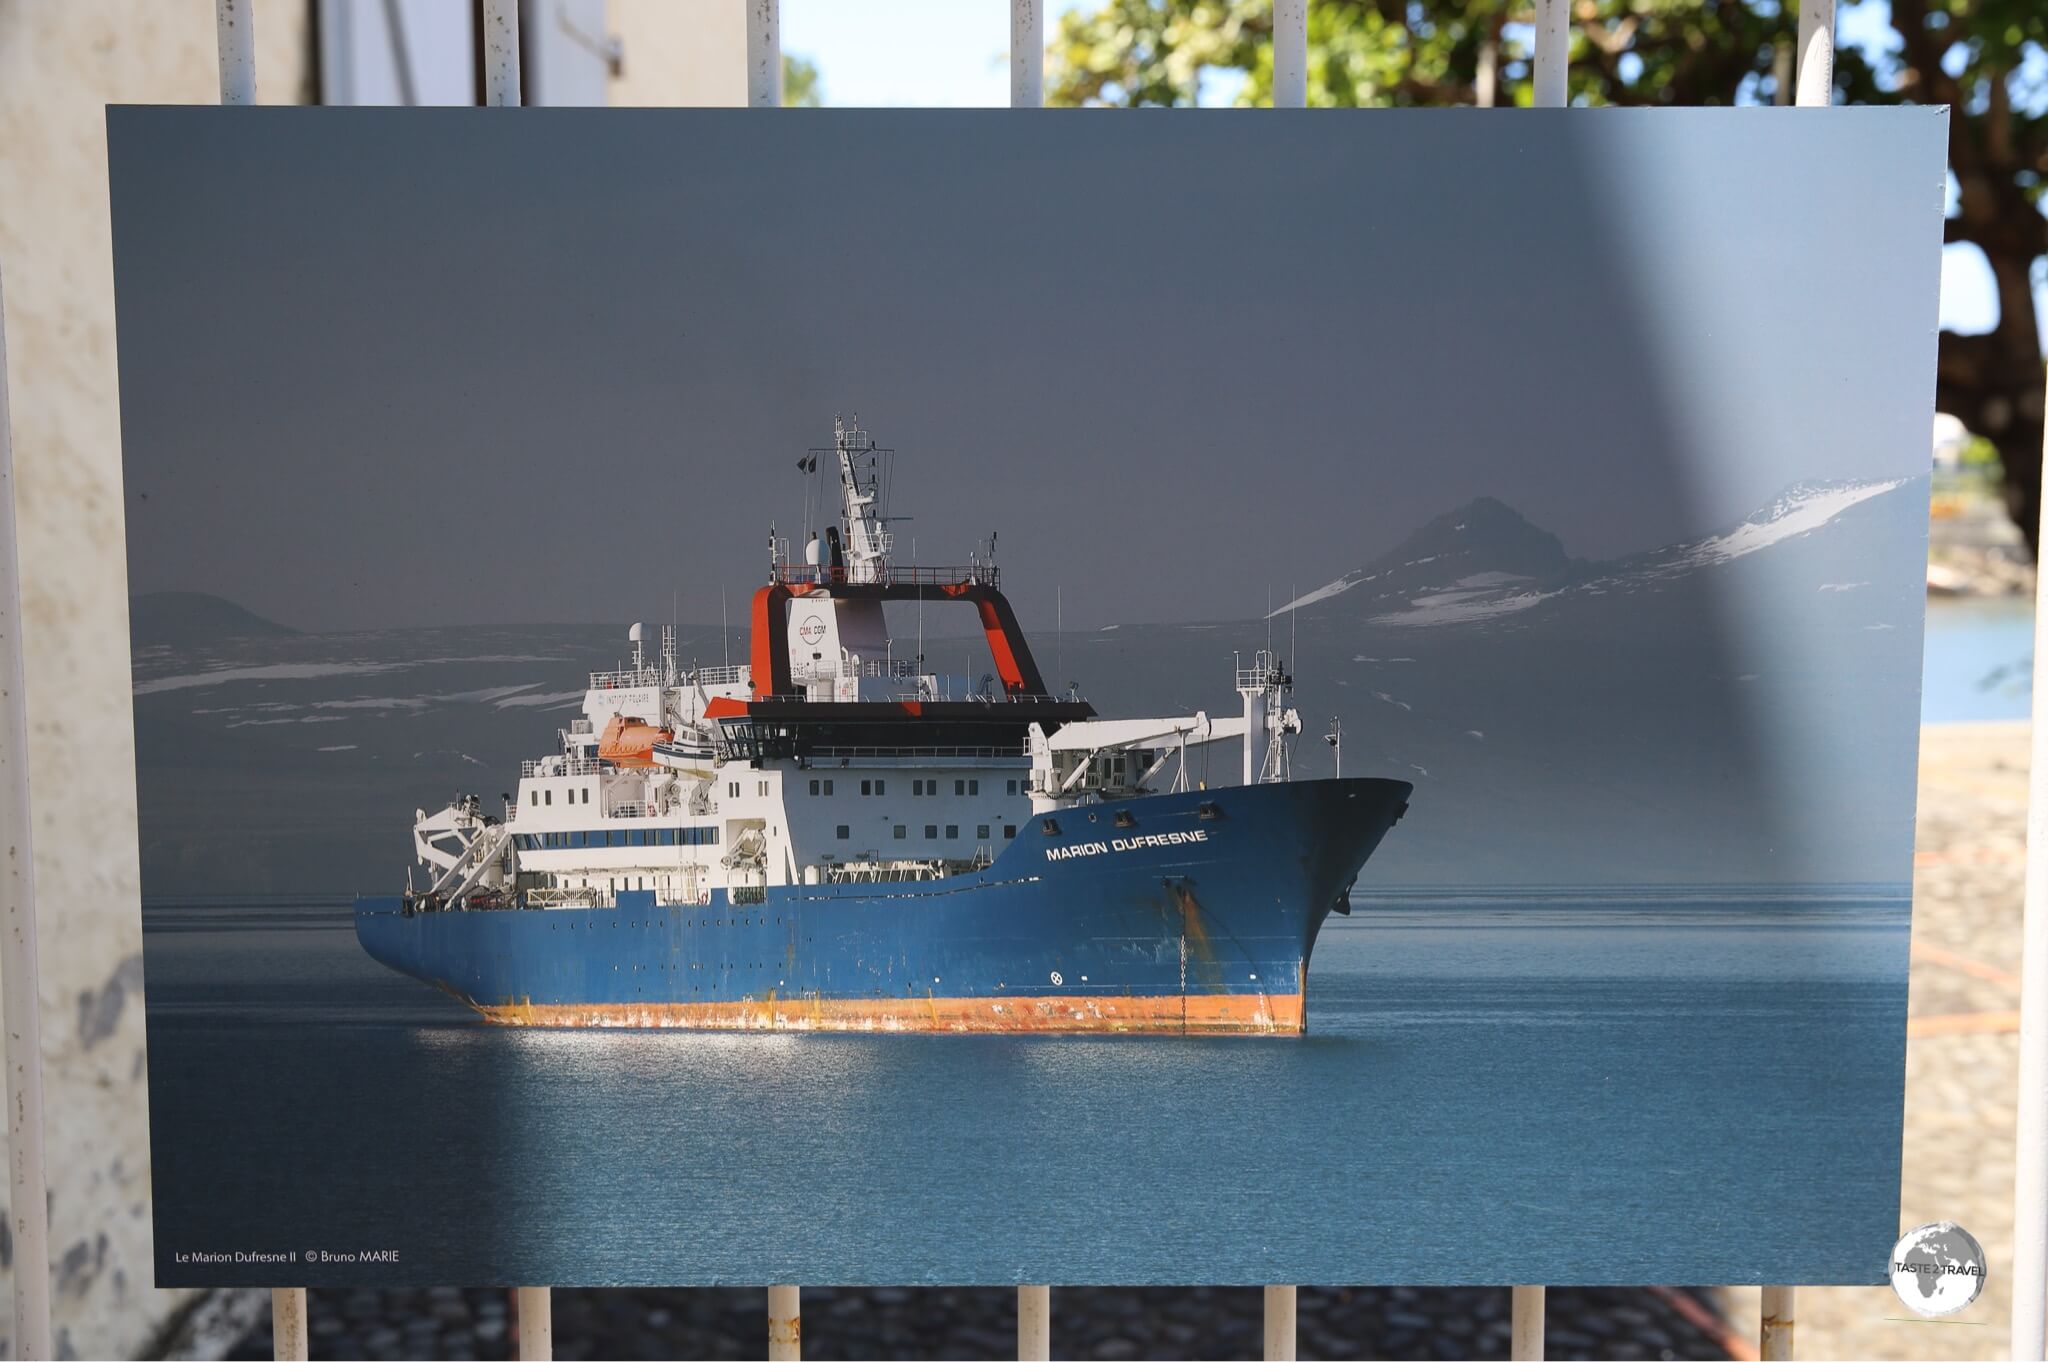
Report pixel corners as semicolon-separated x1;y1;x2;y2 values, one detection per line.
355;419;1412;1033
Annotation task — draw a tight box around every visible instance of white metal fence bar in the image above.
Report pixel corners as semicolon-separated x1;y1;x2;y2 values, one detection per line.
748;1;782;108
514;1286;552;1360
270;1288;308;1362
1016;1284;1050;1360
767;1283;801;1359
1518;13;1570;1357
1272;0;1308;110
1011;0;1042;110
1532;0;1567;108
1757;23;1832;1357
481;0;521;108
1261;7;1308;1352
483;6;544;1353
215;0;256;106
1009;5;1047;1351
2017;402;2048;1362
1510;1286;1544;1360
0;259;53;1362
209;10;306;1357
1262;1284;1297;1361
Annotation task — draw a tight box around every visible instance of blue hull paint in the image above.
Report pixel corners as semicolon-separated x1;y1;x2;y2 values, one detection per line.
354;778;1411;1032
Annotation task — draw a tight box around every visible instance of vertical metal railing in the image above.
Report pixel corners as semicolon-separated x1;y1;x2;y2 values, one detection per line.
1010;4;1051;1355
1263;10;1309;1350
215;8;312;1356
2016;409;2048;1362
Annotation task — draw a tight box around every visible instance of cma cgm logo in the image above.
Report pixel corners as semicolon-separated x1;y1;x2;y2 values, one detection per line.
1046;829;1211;862
797;615;828;645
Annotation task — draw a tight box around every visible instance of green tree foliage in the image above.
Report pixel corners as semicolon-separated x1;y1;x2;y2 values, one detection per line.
784;53;823;107
1050;0;2048;550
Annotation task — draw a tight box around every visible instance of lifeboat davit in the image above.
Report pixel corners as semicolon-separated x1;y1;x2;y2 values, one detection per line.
597;715;672;769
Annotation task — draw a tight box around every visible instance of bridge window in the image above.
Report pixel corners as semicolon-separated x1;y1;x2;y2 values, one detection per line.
861;780;871;795
970;779;979;795
924;825;937;839
894;825;907;840
530;790;538;807
1006;780;1017;796
875;779;886;795
822;779;833;795
912;779;924;795
977;824;990;840
836;825;849;840
544;790;552;806
946;825;958;839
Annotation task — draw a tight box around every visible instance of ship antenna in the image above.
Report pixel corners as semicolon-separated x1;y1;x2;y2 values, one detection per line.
1056;585;1063;695
721;586;730;671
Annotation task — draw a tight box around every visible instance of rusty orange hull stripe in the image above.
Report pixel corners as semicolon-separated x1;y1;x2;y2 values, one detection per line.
474;991;1306;1034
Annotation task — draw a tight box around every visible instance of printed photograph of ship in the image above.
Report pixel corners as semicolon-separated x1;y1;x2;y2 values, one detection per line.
113;108;1945;1287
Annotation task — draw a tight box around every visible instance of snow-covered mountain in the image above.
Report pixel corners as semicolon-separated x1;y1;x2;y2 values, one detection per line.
1275;477;1915;631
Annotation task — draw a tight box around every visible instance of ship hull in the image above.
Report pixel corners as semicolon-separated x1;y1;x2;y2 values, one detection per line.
355;778;1411;1035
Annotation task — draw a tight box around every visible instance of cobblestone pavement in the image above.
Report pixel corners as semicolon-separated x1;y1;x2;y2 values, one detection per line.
1723;720;2025;1359
199;723;2026;1361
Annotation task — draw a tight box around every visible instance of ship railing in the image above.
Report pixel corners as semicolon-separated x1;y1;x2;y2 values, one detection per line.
521;756;602;778
588;666;662;690
804;745;1032;767
768;562;1000;589
690;664;750;687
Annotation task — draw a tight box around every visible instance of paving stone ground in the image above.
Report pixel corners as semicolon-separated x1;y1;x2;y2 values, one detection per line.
200;722;2027;1361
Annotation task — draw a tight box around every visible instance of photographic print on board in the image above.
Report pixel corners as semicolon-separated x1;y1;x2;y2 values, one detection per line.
110;107;1945;1288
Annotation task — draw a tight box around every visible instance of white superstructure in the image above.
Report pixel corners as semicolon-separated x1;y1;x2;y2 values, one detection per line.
406;419;1301;910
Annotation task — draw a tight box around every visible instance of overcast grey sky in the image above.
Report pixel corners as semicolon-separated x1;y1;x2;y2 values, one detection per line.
109;108;1945;632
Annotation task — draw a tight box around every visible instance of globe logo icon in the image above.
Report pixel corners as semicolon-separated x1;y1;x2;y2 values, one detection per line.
1889;1222;1987;1316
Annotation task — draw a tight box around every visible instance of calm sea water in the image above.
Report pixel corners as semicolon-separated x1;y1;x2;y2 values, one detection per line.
144;890;1906;1288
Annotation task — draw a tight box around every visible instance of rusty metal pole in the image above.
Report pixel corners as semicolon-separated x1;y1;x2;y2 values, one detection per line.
747;0;781;108
1759;1286;1795;1360
270;1288;308;1362
767;1284;801;1360
1510;1287;1545;1361
0;260;53;1362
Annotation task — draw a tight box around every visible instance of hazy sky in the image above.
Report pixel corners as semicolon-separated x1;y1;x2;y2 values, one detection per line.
110;108;1945;632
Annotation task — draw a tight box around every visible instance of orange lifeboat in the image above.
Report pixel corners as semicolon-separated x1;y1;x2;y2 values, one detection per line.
597;714;672;769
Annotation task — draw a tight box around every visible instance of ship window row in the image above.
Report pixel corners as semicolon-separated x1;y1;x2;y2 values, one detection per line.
907;779;983;797
530;787;593;807
846;824;1015;842
808;779;835;796
515;827;719;851
860;779;887;796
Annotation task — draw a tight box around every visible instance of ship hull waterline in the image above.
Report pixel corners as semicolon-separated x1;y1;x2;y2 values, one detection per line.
355;778;1412;1036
